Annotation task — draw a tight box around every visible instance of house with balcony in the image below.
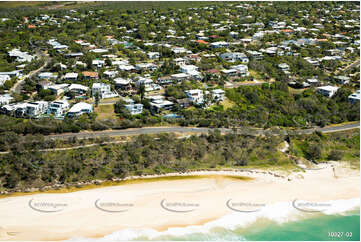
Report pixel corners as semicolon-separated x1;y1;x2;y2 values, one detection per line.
25;101;48;117
125;103;144;115
92;82;119;99
185;89;204;104
220;52;249;63
48;100;70;117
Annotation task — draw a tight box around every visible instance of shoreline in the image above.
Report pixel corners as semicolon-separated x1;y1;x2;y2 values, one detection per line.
0;166;297;198
0;162;359;241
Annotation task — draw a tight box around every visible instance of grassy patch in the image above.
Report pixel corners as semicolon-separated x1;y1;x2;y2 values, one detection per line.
95;104;117;120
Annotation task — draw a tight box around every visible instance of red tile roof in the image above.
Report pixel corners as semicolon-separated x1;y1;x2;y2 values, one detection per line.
82;71;98;78
196;40;209;44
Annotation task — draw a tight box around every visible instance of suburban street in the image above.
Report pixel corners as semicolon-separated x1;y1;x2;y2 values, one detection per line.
46;122;360;140
10;50;51;94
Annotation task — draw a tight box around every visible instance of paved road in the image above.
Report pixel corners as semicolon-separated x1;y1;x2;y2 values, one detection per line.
344;59;360;72
46;122;360;140
10;51;50;94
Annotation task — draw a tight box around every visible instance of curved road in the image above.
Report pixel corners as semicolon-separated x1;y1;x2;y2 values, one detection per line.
46;122;360;140
10;50;50;94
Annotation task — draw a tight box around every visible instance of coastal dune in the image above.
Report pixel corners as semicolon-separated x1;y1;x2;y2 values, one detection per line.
0;163;359;241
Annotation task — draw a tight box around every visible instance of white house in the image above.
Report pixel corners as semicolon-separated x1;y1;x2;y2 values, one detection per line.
38;72;57;79
67;102;93;117
48;84;69;96
317;86;339;98
334;76;350;85
210;41;229;48
0;94;13;105
278;63;290;72
220;52;249;63
48;100;70;116
125;103;144;115
25;101;48;117
92;82;119;99
136;63;158;72
173;57;187;66
185;89;204;104
211;89;225;102
348;90;360;103
147;52;160;59
63;72;78;81
150;98;174;112
92;59;105;68
103;70;118;78
0;75;10;86
230;64;249;77
8;49;35;63
180;65;198;74
68;84;89;95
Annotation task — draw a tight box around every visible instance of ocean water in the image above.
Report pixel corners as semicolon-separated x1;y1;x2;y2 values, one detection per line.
68;199;360;242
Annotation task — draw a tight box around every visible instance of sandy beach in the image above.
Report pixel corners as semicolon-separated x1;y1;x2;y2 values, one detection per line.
0;162;359;241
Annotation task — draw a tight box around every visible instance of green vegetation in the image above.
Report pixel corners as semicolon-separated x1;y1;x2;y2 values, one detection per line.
290;129;360;168
0;129;358;193
177;82;359;128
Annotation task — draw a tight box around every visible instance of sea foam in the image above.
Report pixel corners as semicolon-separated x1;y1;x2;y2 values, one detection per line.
65;198;360;241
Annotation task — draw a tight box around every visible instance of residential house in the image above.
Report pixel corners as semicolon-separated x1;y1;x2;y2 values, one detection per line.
38;72;57;80
221;69;238;77
136;77;160;92
220;52;249;63
114;78;131;90
82;71;99;79
211;89;225;102
25;101;48;117
246;50;264;60
67;102;93;117
317;86;339;97
92;82;119;99
125;103;144;115
149;96;174;113
0;94;13;105
48;100;70;116
306;78;319;86
92;59;105;68
147;52;160;59
185;89;204;104
136;63;158;72
103;70;118;79
48;84;69;96
348;90;360;103
8;49;34;63
173;58;187;66
334;76;350;85
68;84;89;95
278;63;290;72
229;64;249;77
63;72;78;81
36;80;53;92
0;75;10;86
210;41;229;48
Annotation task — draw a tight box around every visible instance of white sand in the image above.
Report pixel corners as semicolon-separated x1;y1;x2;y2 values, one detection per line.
0;163;359;241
